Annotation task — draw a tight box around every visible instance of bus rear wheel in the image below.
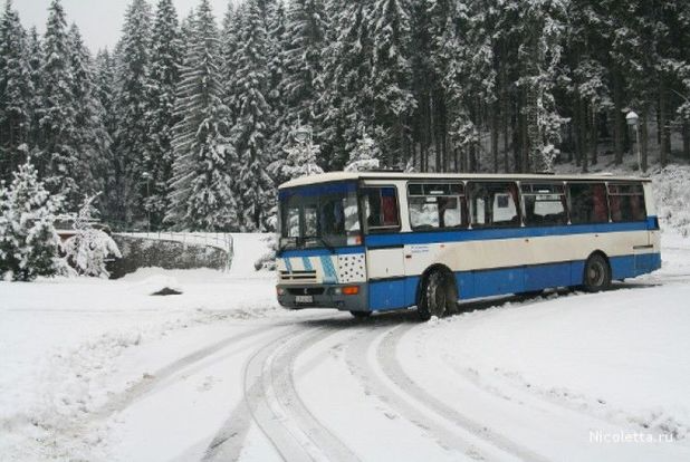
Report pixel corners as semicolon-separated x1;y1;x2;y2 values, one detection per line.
582;254;611;292
418;271;457;321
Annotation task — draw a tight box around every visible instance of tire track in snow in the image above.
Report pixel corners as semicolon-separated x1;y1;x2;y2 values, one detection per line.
205;326;360;462
89;315;333;423
345;325;496;461
377;324;552;462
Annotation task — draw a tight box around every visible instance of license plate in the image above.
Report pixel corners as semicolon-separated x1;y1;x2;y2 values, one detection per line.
295;295;313;304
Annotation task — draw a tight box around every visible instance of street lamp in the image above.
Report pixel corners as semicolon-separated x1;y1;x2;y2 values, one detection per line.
141;171;151;231
626;111;642;173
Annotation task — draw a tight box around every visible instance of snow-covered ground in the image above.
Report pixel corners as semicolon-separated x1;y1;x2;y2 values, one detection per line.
2;231;690;461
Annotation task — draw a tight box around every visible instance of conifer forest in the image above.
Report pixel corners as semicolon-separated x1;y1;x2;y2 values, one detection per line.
1;0;689;232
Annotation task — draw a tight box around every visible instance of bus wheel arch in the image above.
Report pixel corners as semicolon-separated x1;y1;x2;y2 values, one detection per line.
582;251;612;292
417;265;458;321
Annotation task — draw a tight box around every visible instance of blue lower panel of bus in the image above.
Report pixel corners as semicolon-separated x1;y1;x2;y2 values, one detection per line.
368;253;661;311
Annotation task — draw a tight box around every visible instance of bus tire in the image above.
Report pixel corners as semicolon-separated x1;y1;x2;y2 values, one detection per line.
418;270;458;321
350;311;371;319
582;253;611;292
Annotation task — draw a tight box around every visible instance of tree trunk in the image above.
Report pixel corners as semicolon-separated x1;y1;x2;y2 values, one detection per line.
659;75;670;166
683;121;690;161
640;109;649;173
590;105;598;166
491;103;499;173
613;69;624;164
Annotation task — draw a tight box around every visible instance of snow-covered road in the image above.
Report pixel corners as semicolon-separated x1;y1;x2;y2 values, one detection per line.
2;233;690;461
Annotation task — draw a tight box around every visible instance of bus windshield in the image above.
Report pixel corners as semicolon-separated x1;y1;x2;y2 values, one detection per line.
279;182;361;250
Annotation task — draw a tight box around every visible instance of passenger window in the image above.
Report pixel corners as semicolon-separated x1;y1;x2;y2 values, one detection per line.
408;183;466;230
608;183;646;222
361;186;400;231
468;182;520;228
568;183;609;224
522;183;567;226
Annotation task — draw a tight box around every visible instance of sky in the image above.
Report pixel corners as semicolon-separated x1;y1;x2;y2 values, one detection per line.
4;0;232;52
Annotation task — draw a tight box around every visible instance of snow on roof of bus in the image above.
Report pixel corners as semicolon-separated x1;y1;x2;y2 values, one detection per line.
278;171;651;189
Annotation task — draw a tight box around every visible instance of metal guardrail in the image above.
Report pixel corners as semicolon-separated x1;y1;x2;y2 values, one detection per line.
116;231;234;269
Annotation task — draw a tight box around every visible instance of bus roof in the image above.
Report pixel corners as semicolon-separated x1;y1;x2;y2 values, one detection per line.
278;171;651;189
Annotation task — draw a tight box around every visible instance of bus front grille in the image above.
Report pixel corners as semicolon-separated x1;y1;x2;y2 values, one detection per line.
280;270;317;282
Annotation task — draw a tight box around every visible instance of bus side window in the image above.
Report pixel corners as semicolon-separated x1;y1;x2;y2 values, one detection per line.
469;182;519;228
608;183;646;222
408;182;466;230
362;186;400;232
568;183;609;224
521;183;567;226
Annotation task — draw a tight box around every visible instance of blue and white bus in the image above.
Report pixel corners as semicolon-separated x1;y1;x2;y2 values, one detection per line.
276;172;661;320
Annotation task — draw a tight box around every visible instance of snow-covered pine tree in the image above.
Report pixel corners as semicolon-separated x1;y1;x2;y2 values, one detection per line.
26;27;42;162
67;24;111;199
279;124;325;179
144;0;181;229
63;195;122;278
0;161;63;282
369;0;416;169
231;0;275;232
515;0;566;173
38;0;80;208
0;0;32;183
265;0;289;169
93;49;119;221
345;129;381;172
221;3;243;124
166;0;237;231
280;0;328;151
320;0;376;170
113;0;152;225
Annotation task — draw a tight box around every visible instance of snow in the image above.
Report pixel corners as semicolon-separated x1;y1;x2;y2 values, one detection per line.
2;231;690;461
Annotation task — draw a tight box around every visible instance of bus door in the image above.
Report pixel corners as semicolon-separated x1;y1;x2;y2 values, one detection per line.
361;184;406;310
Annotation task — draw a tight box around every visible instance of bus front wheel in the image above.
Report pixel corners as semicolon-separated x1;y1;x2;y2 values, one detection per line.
582;254;611;292
418;271;457;321
350;311;371;319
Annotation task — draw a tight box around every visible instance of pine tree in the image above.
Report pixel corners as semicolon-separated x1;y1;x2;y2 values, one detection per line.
279;124;325;180
514;0;567;173
166;0;236;231
26;27;42;159
221;3;242;123
39;0;80;207
113;0;152;225
63;195;122;278
0;161;63;282
345;129;382;172
145;0;181;229
67;24;111;200
0;0;33;183
369;0;416;169
93;49;119;220
281;0;328;137
231;0;274;232
320;0;376;170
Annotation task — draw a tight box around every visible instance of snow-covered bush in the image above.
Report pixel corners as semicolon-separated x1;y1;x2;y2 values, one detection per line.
64;195;121;278
254;234;278;271
0;162;65;281
345;131;381;172
652;165;690;238
280;125;325;180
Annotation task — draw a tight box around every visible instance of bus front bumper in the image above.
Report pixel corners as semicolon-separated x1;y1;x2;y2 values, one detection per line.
277;283;368;312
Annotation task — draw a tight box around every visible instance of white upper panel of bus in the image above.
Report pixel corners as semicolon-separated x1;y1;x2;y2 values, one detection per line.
279;171;651;190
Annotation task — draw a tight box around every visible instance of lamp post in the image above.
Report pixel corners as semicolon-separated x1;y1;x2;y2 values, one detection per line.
626;111;642;173
141;171;151;231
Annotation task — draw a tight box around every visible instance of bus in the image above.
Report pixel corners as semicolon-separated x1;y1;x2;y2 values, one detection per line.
275;172;661;320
